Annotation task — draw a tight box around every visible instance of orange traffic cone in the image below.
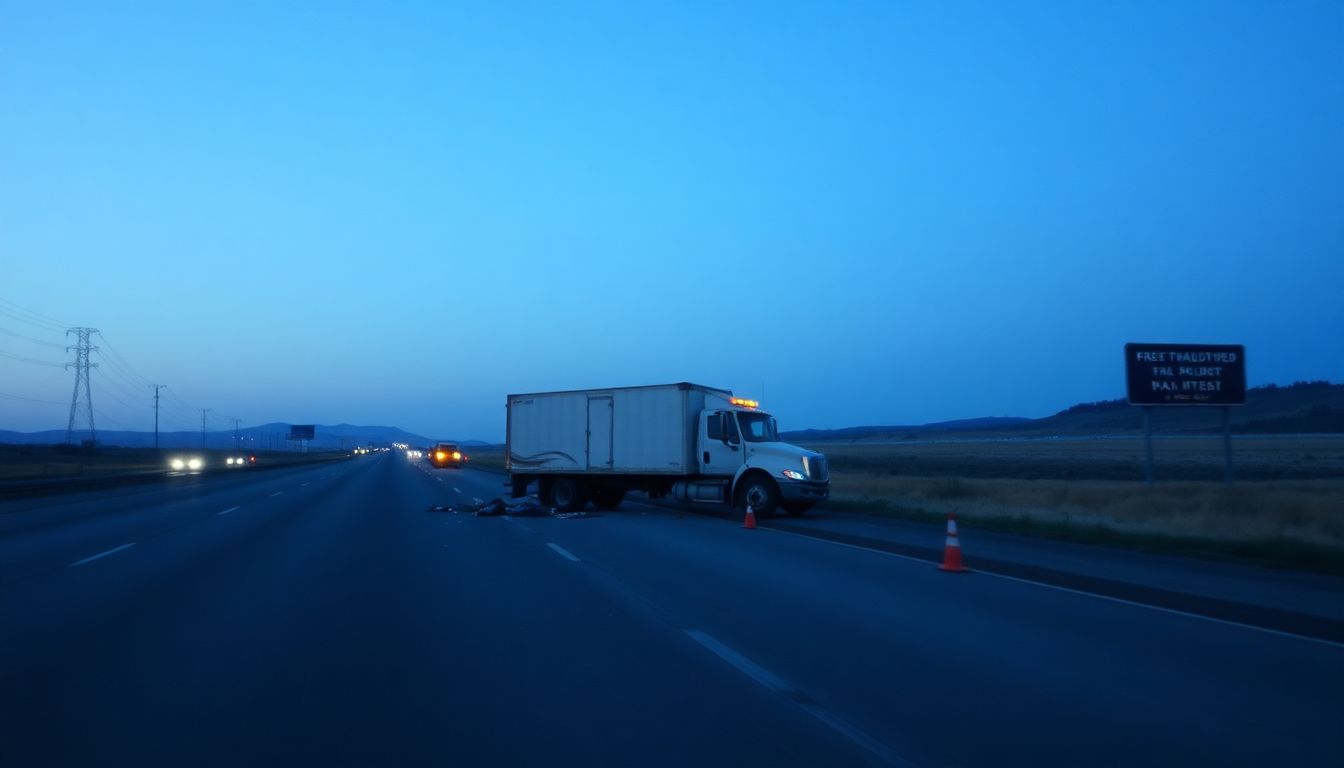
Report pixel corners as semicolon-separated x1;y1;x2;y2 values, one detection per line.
938;511;968;572
743;504;757;529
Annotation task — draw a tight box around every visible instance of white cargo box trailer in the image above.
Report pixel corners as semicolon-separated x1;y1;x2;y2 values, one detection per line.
507;383;728;475
506;382;830;516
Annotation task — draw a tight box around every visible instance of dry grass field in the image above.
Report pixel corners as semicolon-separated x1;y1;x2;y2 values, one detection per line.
809;437;1344;569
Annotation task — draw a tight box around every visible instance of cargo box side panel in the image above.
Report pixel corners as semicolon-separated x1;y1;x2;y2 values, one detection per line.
612;387;691;473
508;393;586;473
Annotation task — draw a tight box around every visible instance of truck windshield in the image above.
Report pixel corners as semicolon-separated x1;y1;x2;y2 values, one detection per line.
736;412;778;442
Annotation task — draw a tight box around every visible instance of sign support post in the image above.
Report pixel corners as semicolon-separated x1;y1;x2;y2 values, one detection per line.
1143;406;1154;485
1125;343;1246;485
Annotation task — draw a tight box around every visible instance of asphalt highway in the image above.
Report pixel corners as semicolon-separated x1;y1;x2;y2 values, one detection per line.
2;452;1341;766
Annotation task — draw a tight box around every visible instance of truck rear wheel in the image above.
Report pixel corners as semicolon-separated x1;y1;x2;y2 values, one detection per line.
551;477;588;512
591;489;624;510
737;475;780;518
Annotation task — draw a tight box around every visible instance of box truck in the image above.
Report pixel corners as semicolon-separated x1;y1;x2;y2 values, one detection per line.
506;382;829;516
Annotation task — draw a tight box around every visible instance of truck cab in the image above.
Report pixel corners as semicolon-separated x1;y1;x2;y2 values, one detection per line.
694;397;829;516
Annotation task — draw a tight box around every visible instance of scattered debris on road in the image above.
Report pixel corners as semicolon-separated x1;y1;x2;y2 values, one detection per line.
426;496;591;519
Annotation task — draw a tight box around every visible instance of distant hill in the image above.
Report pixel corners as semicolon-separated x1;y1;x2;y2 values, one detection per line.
0;422;439;450
784;381;1344;441
784;417;1031;442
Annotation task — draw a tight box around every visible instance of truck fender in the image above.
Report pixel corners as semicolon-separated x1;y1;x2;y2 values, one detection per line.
730;465;771;504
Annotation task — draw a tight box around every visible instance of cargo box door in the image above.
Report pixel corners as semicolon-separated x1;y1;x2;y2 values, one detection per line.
587;396;614;469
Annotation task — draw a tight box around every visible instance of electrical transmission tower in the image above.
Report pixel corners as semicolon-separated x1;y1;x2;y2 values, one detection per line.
65;327;99;446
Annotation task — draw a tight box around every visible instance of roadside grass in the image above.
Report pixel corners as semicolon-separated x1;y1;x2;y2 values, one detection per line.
464;446;506;473
824;471;1344;575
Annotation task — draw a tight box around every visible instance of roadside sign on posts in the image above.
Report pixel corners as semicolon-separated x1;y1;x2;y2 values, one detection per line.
1124;343;1246;406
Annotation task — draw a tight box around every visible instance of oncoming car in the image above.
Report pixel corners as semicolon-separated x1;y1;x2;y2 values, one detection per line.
429;442;465;468
168;456;205;472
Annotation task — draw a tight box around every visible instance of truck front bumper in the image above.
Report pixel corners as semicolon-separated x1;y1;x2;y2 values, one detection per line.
779;480;829;503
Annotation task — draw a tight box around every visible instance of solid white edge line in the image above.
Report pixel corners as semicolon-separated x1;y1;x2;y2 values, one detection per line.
218;506;240;516
71;542;136;567
761;527;1344;651
546;542;580;562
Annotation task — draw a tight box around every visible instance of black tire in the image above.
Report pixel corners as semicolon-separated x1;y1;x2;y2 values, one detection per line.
551;477;588;512
591;489;625;510
736;474;780;518
537;479;555;507
783;503;812;517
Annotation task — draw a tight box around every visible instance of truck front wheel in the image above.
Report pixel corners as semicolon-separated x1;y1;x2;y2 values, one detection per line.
736;475;780;518
551;477;588;512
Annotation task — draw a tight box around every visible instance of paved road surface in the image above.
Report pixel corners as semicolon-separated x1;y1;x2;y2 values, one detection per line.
2;452;1341;766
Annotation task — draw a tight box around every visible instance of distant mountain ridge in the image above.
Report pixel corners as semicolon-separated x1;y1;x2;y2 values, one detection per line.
0;422;447;450
783;381;1343;441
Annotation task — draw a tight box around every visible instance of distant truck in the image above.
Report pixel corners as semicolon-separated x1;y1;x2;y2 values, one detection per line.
506;383;829;516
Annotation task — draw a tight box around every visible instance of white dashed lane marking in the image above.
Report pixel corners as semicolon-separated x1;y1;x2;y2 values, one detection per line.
218;506;240;516
70;543;137;567
546;543;580;562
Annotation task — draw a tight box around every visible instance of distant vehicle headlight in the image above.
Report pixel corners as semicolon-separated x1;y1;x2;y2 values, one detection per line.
781;469;805;481
170;458;186;470
187;457;204;470
226;457;235;465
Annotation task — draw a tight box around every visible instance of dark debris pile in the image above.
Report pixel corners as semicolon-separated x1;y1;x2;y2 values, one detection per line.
426;496;590;519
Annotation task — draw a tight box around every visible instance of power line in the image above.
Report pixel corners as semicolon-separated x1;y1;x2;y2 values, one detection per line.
0;295;68;326
0;326;65;348
90;370;151;417
0;349;65;367
96;334;154;387
0;391;67;406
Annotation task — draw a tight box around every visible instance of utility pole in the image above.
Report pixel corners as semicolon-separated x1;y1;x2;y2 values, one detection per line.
150;384;167;450
234;418;241;451
64;327;99;446
201;408;212;449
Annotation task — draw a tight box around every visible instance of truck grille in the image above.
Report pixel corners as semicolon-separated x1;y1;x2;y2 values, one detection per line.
804;455;829;482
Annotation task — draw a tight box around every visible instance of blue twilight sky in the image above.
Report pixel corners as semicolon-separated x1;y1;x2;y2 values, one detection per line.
2;1;1341;441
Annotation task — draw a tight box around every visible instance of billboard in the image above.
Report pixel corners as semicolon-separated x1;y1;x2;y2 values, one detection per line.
288;424;316;440
1125;343;1246;406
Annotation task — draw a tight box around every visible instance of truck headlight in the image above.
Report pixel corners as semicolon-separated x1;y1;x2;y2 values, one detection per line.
187;457;203;470
170;458;186;470
781;469;805;481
